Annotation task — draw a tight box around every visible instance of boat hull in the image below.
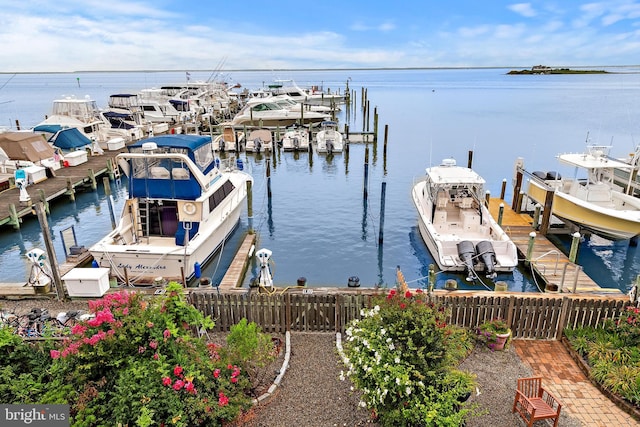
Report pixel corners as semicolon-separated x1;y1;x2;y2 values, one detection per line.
528;180;640;240
89;197;245;284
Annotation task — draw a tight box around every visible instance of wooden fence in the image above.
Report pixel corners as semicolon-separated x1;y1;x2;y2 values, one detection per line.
188;291;630;339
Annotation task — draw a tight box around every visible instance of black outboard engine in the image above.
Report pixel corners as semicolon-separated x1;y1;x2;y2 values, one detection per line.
327;139;334;155
475;240;497;279
254;137;262;152
456;240;476;281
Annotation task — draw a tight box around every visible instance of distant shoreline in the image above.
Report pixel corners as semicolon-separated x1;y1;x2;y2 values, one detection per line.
507;68;609;75
1;65;640;75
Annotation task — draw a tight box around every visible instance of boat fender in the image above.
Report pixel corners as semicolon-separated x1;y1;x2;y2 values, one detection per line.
236;159;244;170
194;261;202;279
92;259;99;268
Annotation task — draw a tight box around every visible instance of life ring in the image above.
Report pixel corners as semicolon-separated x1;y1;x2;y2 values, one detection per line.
183;202;197;215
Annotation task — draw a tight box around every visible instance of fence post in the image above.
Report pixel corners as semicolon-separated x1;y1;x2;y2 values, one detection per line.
556;296;571;339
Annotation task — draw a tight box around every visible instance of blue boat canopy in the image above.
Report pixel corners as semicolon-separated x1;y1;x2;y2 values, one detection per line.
51;128;92;150
33;124;63;134
127;135;216;200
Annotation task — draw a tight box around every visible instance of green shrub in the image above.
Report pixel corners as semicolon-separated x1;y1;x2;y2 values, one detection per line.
38;283;251;426
342;288;477;426
565;305;640;407
223;318;277;397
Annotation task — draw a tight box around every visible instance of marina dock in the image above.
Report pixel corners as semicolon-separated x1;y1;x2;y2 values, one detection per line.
487;197;621;294
0;149;122;229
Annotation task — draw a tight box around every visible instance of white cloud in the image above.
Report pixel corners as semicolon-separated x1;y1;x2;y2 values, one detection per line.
508;3;537;18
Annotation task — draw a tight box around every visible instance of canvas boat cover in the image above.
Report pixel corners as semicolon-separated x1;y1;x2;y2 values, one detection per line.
0;132;55;162
51;127;92;150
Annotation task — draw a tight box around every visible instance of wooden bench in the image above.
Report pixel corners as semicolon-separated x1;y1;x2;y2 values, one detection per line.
512;376;562;427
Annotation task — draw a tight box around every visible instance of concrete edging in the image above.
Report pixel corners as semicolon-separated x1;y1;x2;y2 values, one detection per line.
252;330;291;404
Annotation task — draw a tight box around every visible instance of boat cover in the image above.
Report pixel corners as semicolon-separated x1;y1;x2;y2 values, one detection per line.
51;128;92;150
33;124;63;134
0;132;55;162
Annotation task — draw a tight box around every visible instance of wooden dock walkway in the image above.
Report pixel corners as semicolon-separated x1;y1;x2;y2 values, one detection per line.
0;148;123;229
487;198;621;294
219;233;256;290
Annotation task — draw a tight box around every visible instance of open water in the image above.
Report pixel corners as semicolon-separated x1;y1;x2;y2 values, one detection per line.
1;68;640;293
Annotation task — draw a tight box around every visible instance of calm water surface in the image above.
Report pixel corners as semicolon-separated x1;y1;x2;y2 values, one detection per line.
1;68;640;293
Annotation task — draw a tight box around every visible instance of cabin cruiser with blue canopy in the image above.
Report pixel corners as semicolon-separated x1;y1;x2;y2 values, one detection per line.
89;134;252;285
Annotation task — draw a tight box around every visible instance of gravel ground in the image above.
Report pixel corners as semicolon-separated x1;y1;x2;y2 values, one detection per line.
1;299;584;426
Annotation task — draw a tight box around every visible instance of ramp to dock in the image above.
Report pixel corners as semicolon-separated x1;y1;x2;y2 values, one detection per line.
488;198;620;294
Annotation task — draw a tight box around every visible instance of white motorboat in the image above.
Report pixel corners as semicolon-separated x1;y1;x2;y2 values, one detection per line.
213;126;245;152
269;79;345;107
230;100;330;127
33;96;135;146
245;128;273;152
412;158;518;280
89;134;252;284
281;125;310;151
525;144;640;240
315;121;344;154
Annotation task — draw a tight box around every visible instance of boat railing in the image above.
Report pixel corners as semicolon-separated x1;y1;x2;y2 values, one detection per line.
531;250;561;276
561;263;584;293
532;250;584;292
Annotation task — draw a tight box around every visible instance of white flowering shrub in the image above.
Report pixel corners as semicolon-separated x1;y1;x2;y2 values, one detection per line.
342;289;476;426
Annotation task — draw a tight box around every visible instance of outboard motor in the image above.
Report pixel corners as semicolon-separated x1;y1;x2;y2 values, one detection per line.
293;136;300;150
254;137;262;153
456;240;476;281
475;240;498;279
327;139;334;155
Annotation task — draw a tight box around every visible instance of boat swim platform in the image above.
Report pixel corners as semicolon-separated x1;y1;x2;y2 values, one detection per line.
487;198;621;295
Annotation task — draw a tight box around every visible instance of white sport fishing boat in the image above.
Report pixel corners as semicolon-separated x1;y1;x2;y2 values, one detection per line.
412;158;518;280
281;125;310;151
526;144;640;241
89;134;252;284
315;121;343;154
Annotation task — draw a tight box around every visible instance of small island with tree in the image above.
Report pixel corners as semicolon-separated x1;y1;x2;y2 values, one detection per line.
507;65;608;74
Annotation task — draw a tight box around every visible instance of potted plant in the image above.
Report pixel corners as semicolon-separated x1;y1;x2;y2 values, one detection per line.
476;318;511;351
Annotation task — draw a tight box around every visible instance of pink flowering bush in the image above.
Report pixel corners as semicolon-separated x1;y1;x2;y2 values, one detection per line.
342;288;476;426
42;282;251;426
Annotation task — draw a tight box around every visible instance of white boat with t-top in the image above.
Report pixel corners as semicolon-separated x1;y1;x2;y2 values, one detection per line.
315;121;343;154
89;134;252;284
412;158;518;280
245;128;273;152
281;125;310;151
525;144;640;241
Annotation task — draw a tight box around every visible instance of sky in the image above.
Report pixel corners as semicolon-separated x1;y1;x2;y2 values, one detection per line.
2;0;640;72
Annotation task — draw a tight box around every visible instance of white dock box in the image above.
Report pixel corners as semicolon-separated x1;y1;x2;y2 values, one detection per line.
65;150;88;166
62;268;110;297
22;165;47;184
107;137;125;150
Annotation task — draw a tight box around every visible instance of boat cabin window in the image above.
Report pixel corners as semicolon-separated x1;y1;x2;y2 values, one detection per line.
209;180;236;212
193;143;214;170
131;157;194;180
